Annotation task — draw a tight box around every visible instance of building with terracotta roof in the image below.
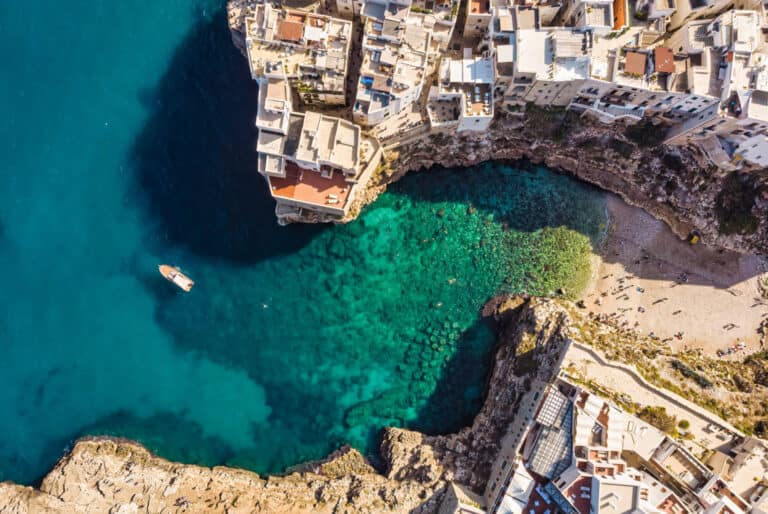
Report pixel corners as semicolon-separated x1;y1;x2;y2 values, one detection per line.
245;4;352;106
654;47;675;73
624;51;648;76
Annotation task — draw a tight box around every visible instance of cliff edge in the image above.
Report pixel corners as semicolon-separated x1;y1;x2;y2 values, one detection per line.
0;297;572;513
225;0;768;254
4;293;768;512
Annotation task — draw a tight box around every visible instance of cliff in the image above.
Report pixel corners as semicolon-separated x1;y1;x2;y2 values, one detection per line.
0;297;572;513
225;0;768;254
4;294;767;511
359;108;768;255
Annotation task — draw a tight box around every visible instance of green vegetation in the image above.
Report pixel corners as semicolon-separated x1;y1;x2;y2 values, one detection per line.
524;103;581;142
563;304;768;437
527;227;594;299
625;120;666;147
609;138;634;158
715;171;759;235
410;6;433;13
745;351;768;386
605;27;631;39
678;419;690;430
637;406;678;436
671;359;713;389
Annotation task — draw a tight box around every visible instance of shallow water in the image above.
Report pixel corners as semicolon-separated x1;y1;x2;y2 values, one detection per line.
0;2;606;483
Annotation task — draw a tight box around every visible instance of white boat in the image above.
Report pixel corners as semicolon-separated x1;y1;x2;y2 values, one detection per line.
158;265;194;292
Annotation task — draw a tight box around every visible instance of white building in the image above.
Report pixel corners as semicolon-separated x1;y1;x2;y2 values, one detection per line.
353;3;431;126
245;5;353;105
562;0;620;34
464;0;492;40
429;50;495;132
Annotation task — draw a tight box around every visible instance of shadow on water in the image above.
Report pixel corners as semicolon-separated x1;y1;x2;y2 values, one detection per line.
387;161;607;244
392;162;767;289
129;8;322;263
407;318;495;436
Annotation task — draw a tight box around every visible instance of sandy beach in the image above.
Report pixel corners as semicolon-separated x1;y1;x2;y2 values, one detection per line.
581;195;768;356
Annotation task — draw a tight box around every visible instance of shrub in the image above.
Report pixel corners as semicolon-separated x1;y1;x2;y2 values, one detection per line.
716;171;759;235
625;120;666;147
638;405;678;435
678;419;690;430
662;152;684;171
609;138;634;158
671;359;713;389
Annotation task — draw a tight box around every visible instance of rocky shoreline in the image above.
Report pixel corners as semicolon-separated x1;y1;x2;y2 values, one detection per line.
3;7;762;512
354;110;768;255
226;0;768;255
0;297;573;513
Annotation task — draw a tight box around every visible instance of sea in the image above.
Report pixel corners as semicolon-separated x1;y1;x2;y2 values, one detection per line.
0;1;607;484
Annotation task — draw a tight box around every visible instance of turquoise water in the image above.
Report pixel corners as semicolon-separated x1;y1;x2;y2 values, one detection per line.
0;2;607;483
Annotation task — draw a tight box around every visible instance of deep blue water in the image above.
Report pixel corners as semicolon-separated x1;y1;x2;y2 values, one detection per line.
0;2;607;483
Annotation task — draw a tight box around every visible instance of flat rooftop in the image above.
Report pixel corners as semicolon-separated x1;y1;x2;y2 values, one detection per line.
294;112;359;171
732;10;759;53
470;0;490;13
245;6;350;89
428;97;461;124
583;2;612;27
516;30;552;79
449;56;494;84
594;480;637;514
269;162;351;209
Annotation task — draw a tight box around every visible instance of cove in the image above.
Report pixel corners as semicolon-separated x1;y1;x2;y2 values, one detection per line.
0;1;606;484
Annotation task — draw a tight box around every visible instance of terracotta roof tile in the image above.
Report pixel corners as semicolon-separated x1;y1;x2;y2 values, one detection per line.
276;20;304;42
624;51;647;76
654;47;675;73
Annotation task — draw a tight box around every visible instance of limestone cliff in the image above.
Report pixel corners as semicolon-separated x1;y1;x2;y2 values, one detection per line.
4;295;765;512
0;297;573;513
224;0;768;254
365;109;768;255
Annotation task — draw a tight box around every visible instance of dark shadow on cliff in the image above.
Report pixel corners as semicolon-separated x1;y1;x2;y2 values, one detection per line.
128;8;323;263
406;318;495;436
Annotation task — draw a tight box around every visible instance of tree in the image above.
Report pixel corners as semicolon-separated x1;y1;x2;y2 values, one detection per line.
638;406;678;435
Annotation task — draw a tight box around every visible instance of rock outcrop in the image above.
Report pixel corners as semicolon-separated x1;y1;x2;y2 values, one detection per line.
0;297;574;513
5;295;765;511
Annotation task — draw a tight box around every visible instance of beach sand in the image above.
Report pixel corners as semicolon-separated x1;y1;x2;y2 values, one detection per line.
581;195;768;357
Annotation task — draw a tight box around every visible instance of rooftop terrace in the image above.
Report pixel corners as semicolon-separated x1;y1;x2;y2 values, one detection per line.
269;162;352;210
470;0;490;14
245;5;351;90
582;2;612;27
